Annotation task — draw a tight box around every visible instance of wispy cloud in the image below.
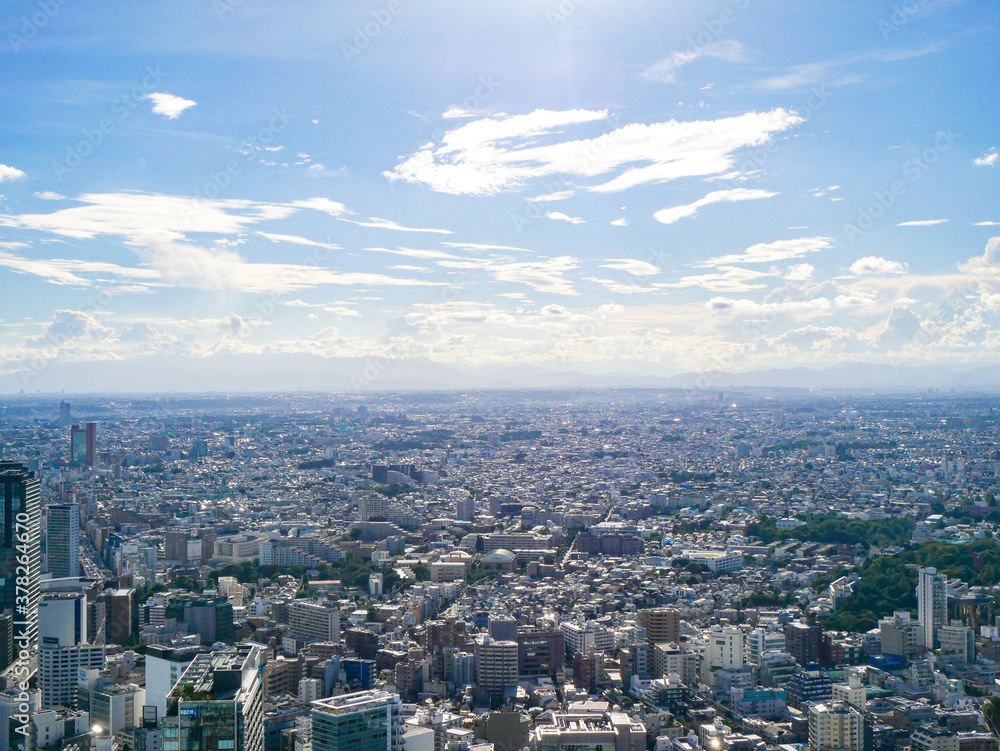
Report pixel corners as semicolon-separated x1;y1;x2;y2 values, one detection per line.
897;219;948;226
641;40;746;83
699;236;833;267
755;44;946;90
144;92;197;119
341;216;453;234
385;107;802;195
546;211;585;224
600;259;660;276
653;188;778;224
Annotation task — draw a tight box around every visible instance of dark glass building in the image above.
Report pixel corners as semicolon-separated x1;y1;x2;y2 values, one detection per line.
0;462;41;673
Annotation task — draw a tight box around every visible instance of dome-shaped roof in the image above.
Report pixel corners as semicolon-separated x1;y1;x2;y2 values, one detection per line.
482;549;516;562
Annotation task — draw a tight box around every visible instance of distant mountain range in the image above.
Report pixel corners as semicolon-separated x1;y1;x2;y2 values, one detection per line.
3;353;999;394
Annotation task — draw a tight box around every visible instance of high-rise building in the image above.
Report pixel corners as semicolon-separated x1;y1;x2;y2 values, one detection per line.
58;401;72;426
311;690;402;751
808;701;863;751
0;462;41;673
38;592;87;647
46;503;80;579
69;423;96;466
636;608;680;648
917;567;947;650
164;645;263;751
474;635;519;704
784;617;823;667
287;599;340;644
145;645;207;723
39;643;105;709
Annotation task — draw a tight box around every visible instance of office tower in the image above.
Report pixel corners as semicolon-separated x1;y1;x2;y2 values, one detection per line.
145;645;207;723
288;599;340;643
636;607;680;649
46;503;80;579
39;641;105;709
311;690;402;751
58;401;71;426
808;702;863;751
37;592;104;710
917;567;947;650
164;645;263;751
0;463;41;673
69;423;97;466
474;635;519;704
784;617;823;666
38;592;87;646
77;673;146;737
455;496;475;522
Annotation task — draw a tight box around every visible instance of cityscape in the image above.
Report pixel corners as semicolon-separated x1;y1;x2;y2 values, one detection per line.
2;1;1000;751
1;389;1000;751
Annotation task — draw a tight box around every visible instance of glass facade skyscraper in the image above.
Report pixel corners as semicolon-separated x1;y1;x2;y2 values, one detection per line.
311;691;402;751
0;462;41;673
164;644;263;751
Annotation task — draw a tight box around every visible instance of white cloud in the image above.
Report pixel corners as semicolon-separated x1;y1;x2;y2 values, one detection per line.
342;216;453;234
27;309;114;347
653;188;778;224
974;221;1000;226
660;265;769;292
958;236;1000;272
144;92;197;119
0;191;441;294
699;236;833;267
974;148;998;167
545;211;585;224
441;242;535;254
600;259;660;277
526;191;575;202
0;165;26;182
641;40;746;83
0;249;160;287
585;278;658;295
290;197;352;216
897;219;948;226
385;107;802;195
258;232;340;250
849;256;907;275
610;217;628;226
785;263;815;280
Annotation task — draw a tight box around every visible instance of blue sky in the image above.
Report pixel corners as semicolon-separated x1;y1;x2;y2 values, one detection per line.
1;0;999;389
